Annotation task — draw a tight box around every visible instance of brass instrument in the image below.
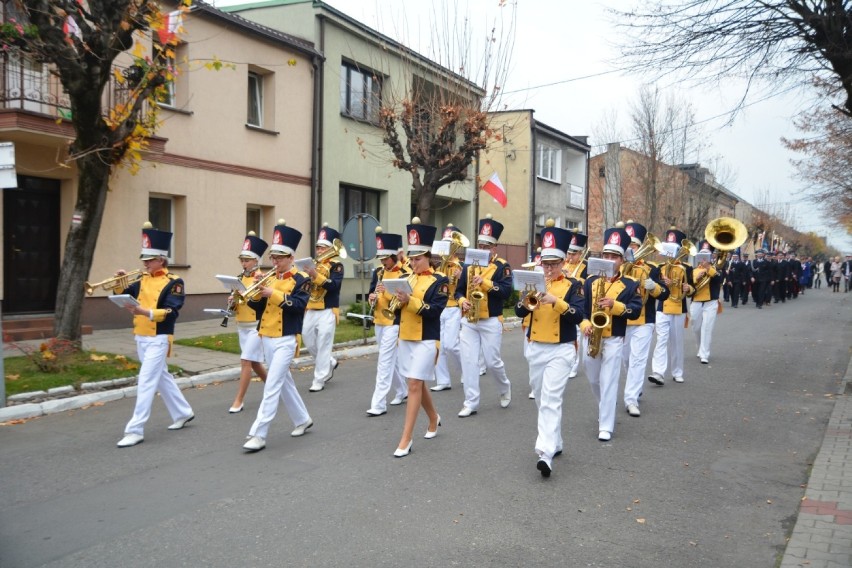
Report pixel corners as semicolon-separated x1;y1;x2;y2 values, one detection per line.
309;238;348;303
587;273;610;359
570;245;590;279
622;232;663;295
236;268;277;303
694;217;748;291
520;279;551;311
381;271;418;319
85;270;143;295
438;231;469;287
663;239;697;302
465;260;485;323
369;267;384;316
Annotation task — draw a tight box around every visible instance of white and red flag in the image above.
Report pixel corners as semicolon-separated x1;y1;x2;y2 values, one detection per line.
481;172;507;208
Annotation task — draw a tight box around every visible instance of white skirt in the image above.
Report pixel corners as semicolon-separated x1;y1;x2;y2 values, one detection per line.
238;325;264;363
397;340;438;382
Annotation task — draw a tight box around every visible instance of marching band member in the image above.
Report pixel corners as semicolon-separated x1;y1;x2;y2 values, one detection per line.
649;227;695;385
366;228;410;416
228;232;269;414
521;246;542;399
116;223;193;448
455;215;513;417
621;221;669;417
393;219;448;457
432;224;465;392
580;226;642;442
515;222;584;477
243;221;314;452
689;240;723;364
304;223;345;392
564;232;588;379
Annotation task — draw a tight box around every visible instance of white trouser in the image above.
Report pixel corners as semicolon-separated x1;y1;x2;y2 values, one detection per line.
622;323;654;406
527;341;575;460
303;308;336;385
569;326;581;377
249;335;310;440
460;317;511;410
369;324;407;411
652;312;686;379
689;300;718;360
583;335;623;434
125;335;192;436
434;307;461;387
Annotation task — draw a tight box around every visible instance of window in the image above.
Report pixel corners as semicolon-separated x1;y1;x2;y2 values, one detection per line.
153;42;187;109
598;166;605;178
536;143;561;183
340;62;381;123
148;196;174;260
247;71;263;127
339;185;380;229
246;207;262;236
569;184;585;209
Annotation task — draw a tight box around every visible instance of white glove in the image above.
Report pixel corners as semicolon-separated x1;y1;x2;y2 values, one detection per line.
643;279;656;291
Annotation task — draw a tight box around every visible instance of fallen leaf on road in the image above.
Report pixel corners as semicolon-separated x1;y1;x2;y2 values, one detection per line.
766;499;772;504
636;518;646;524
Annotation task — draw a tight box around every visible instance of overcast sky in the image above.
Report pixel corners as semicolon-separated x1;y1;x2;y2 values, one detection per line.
215;0;851;253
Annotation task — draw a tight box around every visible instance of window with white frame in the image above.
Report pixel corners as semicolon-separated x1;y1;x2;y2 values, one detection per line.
247;71;263;127
537;143;561;183
569;183;585;209
340;61;382;123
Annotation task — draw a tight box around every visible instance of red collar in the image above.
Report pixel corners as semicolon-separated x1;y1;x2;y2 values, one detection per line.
151;269;167;277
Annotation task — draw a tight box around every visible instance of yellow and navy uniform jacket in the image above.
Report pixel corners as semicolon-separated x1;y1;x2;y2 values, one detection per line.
624;261;669;325
691;265;723;302
563;259;587;284
657;262;694;315
579;274;642;338
369;262;411;326
307;260;344;310
235;270;262;324
120;270;184;336
398;268;449;341
248;270;311;337
454;257;513;319
514;276;585;343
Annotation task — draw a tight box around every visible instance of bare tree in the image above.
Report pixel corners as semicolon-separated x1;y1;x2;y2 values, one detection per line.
2;0;186;344
610;1;852;118
782;80;852;230
375;0;516;223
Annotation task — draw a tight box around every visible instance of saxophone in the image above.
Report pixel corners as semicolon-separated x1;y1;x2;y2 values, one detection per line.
465;260;485;323
587;274;610;359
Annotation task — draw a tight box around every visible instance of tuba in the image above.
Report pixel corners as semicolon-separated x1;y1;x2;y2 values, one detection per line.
309;238;348;303
694;217;748;292
438;231;469;287
85;270;144;295
663;239;697;302
587;274;610;359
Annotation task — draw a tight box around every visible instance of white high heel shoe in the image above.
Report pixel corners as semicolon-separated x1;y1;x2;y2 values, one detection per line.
424;415;442;439
393;440;413;457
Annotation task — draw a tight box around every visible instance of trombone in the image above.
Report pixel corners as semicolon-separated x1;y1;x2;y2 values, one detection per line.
85;270;143;295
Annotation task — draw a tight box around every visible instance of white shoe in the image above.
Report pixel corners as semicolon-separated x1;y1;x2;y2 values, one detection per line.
537;457;552;478
366;408;387;417
598;430;612;442
393;440;412;458
291;419;313;437
243;436;266;452
424;415;441;439
389;395;408;406
458;406;477;418
117;433;144;447
568;371;578;379
167;414;194;430
228;404;244;414
528;392;535;399
648;372;665;386
673;376;685;383
430;384;452;392
499;390;511;408
626;403;641;417
700;358;709;364
479;368;487;376
308;383;324;392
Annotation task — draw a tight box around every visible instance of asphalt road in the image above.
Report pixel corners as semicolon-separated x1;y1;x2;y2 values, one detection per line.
1;291;850;568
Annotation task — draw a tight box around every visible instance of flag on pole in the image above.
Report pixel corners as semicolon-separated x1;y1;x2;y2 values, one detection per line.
481;172;507;208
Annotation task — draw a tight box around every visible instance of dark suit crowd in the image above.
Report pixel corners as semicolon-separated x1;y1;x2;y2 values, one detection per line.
720;249;823;309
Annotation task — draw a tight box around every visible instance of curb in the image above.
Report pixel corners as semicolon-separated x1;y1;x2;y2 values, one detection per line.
0;318;521;423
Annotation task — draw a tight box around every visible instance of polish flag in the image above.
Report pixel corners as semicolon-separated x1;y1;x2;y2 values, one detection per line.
157;10;183;45
481;172;507;208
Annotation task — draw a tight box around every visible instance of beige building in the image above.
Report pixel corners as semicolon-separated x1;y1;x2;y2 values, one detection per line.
225;0;481;303
0;3;321;328
481;110;590;266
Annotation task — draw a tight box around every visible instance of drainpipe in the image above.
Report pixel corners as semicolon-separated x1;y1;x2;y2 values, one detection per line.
584;145;590;234
529;111;537;260
313;15;326;241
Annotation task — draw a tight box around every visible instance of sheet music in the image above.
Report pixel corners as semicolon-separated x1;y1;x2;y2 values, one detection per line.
587;258;616;278
512;269;547;293
660;242;680;258
430;240;451;256
109;294;140;309
294;257;315;271
464;248;490;266
215;274;245;293
381;277;413;295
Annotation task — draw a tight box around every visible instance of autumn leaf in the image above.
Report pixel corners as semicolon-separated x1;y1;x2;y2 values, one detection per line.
114;355;127;361
42;350;56;361
5;374;20;381
636;518;646;524
90;354;109;362
288;58;297;66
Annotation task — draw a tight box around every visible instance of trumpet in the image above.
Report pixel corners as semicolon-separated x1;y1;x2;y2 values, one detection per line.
236;268;277;303
85;270;143;295
309;238;348;303
520;281;550;311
